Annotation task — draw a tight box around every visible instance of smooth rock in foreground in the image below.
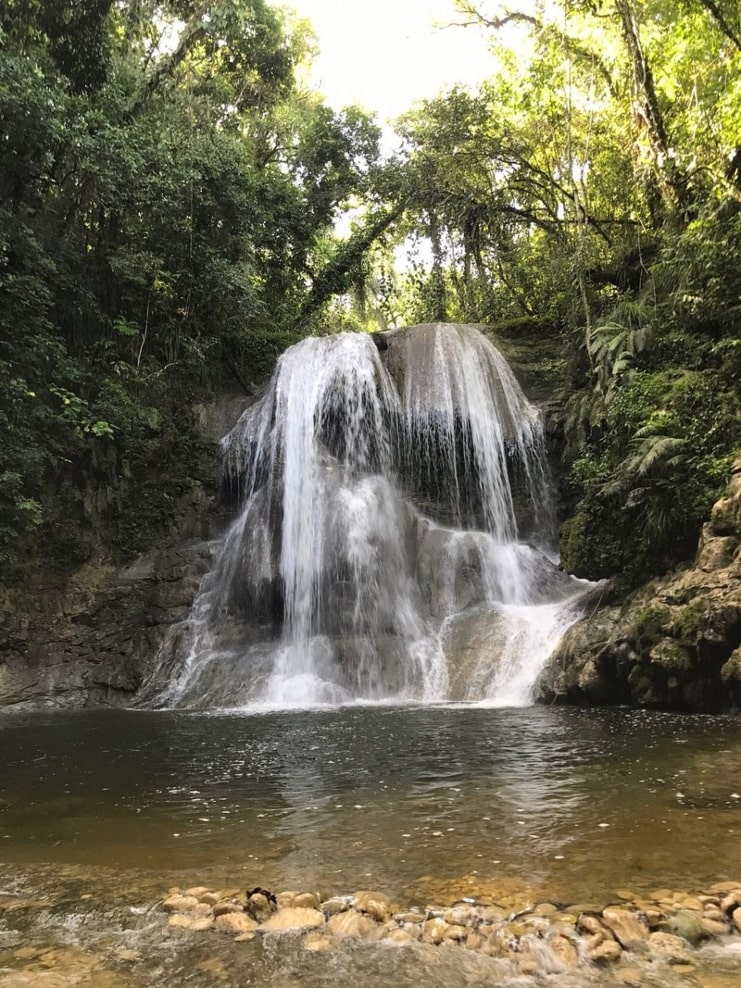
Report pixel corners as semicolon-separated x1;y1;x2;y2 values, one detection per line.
259;907;325;933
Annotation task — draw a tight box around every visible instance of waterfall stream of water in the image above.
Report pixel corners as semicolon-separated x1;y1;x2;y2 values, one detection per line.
143;323;595;709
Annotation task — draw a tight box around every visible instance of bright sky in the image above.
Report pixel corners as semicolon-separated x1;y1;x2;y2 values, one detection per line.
285;0;493;124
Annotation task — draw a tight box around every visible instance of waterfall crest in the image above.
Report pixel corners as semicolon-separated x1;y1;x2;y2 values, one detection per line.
142;323;594;709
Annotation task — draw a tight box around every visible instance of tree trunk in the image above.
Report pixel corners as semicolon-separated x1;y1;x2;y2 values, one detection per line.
614;0;689;217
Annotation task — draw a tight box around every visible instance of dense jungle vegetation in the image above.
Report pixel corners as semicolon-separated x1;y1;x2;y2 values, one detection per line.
1;0;739;595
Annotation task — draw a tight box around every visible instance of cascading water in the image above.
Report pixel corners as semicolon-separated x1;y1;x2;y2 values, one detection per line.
142;323;595;709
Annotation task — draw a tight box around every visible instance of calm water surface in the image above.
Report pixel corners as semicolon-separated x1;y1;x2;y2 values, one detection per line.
2;705;741;897
1;705;741;986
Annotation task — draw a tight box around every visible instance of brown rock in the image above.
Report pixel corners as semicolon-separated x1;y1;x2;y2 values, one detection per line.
292;892;320;911
327;908;379;940
443;904;479;926
710;880;741;893
354;891;393;923
732;906;741;932
214;913;258;934
601;907;649;950
162;894;201;914
322;896;352;917
246;892;275;922
303;932;335;951
260;907;325;933
184;886;210;898
549;934;579;967
168;914;213;931
384;928;414;944
213;901;242;917
577;914;614;940
720;891;741;913
643;909;665;929
699;917;729;937
394;910;425;924
276;891;299;908
422;917;450;945
589;939;623;963
649;932;691;965
710;496;741;536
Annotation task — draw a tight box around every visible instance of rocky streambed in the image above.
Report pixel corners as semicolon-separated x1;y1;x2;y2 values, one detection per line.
159;880;741;969
3;872;741;987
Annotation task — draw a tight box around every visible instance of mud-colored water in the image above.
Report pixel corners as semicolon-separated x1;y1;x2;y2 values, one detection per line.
1;705;741;986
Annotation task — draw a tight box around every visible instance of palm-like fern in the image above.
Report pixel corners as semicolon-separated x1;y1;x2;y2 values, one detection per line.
602;426;687;497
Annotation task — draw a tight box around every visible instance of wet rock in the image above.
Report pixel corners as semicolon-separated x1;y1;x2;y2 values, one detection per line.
701;917;731;937
214;913;258;934
442;904;479;926
443;923;468;942
168;914;214;931
422;917;450;945
577;913;614;941
245;891;276;922
162;893;202;913
589;939;623;963
649;931;692;964
385;928;414;944
549;934;579;967
719;890;741;913
185;885;210;898
292;892;321;911
675;894;704;911
353;890;394;923
601;907;649;950
536;462;741;713
394;910;425;924
259;907;325;933
732;907;741;932
533;901;558;917
321;895;352;917
213;900;243;917
710;496;741;537
303;932;335;951
710;880;741;893
664;909;708;944
643;908;665;929
721;648;741;684
327;908;379;940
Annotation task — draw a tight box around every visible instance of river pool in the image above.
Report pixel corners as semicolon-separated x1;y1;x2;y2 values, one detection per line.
1;705;741;986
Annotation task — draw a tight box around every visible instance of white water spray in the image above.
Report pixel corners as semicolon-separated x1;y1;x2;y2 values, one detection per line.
143;323;595;709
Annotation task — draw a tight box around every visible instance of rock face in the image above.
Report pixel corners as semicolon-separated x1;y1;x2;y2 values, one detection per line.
0;540;220;710
0;396;248;710
536;459;741;712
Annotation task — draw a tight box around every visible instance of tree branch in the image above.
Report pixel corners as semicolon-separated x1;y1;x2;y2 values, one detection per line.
696;0;741;53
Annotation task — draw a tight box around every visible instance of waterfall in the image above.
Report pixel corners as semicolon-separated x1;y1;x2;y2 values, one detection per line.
142;323;595;709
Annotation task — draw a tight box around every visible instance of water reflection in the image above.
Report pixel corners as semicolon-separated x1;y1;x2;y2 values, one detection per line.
1;706;740;902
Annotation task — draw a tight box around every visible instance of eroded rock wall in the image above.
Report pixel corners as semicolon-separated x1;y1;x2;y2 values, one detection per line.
536;459;741;712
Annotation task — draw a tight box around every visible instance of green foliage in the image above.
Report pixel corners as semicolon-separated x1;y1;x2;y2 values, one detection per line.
0;0;382;580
